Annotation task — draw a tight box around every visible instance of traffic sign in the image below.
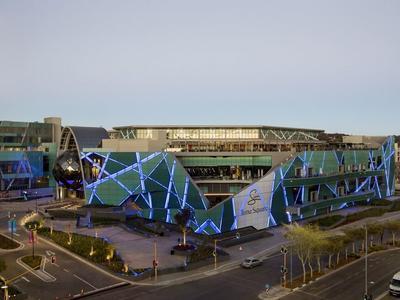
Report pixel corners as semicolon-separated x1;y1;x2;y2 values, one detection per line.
280;246;288;254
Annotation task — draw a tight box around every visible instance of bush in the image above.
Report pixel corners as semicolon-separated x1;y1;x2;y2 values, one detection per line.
188;240;215;263
389;201;400;212
21;255;42;269
48;210;78;219
310;215;344;228
33;226;125;273
345;208;388;224
368;245;388;253
369;199;393;206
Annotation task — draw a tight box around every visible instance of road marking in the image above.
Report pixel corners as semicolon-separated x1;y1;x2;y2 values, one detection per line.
46;250;55;256
21;276;30;283
63;268;70;273
73;274;97;290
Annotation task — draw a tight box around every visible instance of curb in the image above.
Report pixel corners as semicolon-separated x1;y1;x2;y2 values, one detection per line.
0;232;25;252
16;255;56;282
72;282;130;299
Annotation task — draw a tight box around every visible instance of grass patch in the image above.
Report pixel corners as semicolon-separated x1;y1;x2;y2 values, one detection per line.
21;255;42;269
343;208;387;224
310;215;344;228
389;201;400;212
48;209;78;219
369;199;393;206
0;234;20;250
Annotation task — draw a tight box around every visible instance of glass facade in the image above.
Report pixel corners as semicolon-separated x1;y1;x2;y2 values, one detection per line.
0;121;53;149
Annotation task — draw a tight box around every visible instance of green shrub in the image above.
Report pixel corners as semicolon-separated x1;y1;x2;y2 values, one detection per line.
35;226;125;273
345;208;388;223
368;245;387;253
48;210;78;219
21;255;42;269
310;215;344;227
369;199;393;206
389;201;400;212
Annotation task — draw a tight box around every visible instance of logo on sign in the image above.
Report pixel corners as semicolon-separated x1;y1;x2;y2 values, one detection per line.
241;189;269;216
247;189;261;206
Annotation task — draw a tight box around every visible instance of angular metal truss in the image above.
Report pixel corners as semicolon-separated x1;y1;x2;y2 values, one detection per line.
80;137;395;235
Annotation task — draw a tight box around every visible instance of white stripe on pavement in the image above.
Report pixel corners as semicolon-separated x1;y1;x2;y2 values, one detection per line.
73;274;97;290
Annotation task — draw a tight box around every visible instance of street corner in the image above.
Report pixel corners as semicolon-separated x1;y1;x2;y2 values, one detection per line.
16;255;56;283
258;285;292;300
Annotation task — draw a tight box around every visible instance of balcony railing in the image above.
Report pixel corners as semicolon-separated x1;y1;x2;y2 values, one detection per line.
286;190;375;215
282;170;384;187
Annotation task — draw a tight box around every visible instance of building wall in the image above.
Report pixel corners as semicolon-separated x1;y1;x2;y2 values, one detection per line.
80;137;395;234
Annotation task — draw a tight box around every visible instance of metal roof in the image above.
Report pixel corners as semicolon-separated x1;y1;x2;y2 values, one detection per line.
68;126;109;149
112;125;324;132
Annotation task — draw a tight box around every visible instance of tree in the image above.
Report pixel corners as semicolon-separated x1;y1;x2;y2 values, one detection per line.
285;223;323;282
174;208;192;246
366;223;384;246
384;220;400;246
325;235;344;268
343;227;365;253
312;231;329;274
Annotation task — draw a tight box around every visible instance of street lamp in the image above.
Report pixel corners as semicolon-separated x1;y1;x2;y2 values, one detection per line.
1;284;8;300
28;224;37;258
214;232;241;270
364;225;373;300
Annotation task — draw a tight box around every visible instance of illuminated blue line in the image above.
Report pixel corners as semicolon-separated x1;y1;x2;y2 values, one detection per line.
164;160;176;208
136;153;146;193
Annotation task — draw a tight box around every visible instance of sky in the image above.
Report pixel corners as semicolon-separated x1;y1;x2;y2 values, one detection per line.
0;0;399;134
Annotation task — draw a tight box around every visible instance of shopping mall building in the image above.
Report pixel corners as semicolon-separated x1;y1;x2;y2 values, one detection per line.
51;124;396;234
0;120;396;234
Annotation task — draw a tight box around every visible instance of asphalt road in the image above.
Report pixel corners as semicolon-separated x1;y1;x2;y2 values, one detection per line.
280;249;400;300
84;249;400;300
83;251;303;300
0;209;122;300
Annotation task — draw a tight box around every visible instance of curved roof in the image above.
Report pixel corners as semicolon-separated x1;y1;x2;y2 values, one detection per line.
69;126;109;149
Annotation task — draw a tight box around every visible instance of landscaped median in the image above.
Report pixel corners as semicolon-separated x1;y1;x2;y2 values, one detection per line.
0;233;22;250
23;220;129;275
21;255;42;269
310;200;400;229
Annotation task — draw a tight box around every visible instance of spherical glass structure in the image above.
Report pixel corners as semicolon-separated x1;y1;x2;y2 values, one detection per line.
52;150;83;190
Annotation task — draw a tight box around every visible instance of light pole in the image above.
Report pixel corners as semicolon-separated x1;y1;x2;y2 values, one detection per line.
364;224;371;300
281;246;288;288
29;224;36;258
214;239;217;270
1;284;8;300
214;232;240;270
153;240;158;281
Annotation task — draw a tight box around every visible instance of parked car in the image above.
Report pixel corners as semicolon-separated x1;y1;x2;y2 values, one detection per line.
241;257;262;269
390;271;400;296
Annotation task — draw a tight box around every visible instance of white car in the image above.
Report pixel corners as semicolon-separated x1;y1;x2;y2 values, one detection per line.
241;257;262;269
390;271;400;296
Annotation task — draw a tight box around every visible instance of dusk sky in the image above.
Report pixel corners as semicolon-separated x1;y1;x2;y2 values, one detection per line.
0;0;399;134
